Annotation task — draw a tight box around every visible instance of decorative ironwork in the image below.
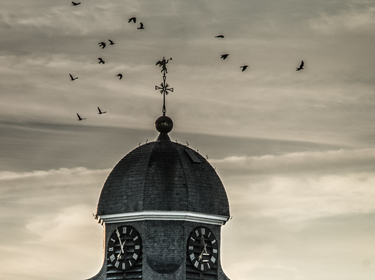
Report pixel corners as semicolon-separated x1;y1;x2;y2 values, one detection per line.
155;57;173;116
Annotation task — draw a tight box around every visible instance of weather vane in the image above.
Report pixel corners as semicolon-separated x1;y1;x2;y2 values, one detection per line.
155;57;173;116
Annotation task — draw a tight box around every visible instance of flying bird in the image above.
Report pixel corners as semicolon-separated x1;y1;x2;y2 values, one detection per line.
215;35;224;38
69;73;78;81
296;60;304;71
71;1;81;6
98;58;105;64
220;54;229;60
108;39;115;45
137;22;144;29
128;17;136;23
240;65;248;72
77;113;86;121
98;42;106;49
116;73;123;80
97;107;107;114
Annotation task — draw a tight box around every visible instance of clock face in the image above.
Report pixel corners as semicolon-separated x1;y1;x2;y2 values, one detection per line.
187;226;218;271
107;225;142;271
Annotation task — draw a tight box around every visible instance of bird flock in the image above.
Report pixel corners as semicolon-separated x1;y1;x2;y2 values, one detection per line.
216;35;249;71
214;34;304;73
70;1;304;121
70;1;146;121
76;107;106;121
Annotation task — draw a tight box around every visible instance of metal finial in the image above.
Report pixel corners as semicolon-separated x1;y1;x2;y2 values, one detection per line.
155;57;173;116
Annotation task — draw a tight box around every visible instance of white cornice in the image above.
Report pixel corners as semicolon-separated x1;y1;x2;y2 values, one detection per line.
97;211;229;226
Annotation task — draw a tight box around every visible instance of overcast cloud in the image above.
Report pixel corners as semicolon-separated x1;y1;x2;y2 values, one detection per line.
1;0;375;280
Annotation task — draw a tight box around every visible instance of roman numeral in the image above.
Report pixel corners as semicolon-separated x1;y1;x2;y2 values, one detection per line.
190;253;195;261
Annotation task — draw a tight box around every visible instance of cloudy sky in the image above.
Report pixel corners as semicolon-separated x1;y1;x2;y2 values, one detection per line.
1;0;375;279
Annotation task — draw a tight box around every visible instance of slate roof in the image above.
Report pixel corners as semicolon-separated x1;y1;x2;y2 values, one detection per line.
96;133;230;217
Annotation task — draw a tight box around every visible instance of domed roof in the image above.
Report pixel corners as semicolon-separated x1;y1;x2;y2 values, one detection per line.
96;133;230;218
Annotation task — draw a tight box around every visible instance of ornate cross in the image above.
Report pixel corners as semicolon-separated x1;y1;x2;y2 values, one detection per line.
155;57;173;116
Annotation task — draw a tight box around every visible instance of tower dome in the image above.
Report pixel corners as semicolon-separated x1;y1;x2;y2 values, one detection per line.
87;58;232;280
96;131;230;221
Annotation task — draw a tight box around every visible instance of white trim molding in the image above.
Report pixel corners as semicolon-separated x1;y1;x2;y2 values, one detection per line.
97;211;229;226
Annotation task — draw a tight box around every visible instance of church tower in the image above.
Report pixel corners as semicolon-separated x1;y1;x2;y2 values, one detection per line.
87;58;231;280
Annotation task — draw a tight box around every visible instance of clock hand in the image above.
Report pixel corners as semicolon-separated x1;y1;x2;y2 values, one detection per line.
119;239;126;253
198;250;203;261
198;243;209;261
200;234;208;254
203;243;208;255
117;239;127;260
198;234;208;261
200;234;206;246
116;229;125;254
